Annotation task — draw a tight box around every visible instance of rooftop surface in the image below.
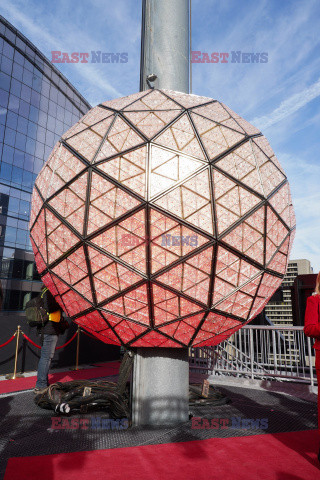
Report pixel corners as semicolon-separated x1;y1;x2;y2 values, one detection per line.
0;367;319;479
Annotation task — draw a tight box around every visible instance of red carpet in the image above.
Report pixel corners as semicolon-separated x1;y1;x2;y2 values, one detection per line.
4;430;320;480
0;361;120;394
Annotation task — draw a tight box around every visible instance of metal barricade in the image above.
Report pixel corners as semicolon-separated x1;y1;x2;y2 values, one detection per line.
189;326;317;387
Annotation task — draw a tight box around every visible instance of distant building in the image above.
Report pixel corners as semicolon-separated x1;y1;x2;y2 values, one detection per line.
0;15;91;314
265;259;313;326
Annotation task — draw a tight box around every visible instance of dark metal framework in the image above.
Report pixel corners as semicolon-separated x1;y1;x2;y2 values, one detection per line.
30;89;296;348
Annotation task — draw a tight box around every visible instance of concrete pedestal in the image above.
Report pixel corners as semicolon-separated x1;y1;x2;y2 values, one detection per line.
132;348;189;426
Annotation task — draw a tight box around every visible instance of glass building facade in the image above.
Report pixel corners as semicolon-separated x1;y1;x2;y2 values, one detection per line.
0;15;91;314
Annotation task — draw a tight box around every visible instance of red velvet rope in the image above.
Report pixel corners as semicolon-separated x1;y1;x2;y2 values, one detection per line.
22;330;78;350
80;329;98;341
0;333;16;349
22;333;41;349
55;331;78;350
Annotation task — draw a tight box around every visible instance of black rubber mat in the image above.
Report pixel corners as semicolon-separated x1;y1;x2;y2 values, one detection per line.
0;383;317;479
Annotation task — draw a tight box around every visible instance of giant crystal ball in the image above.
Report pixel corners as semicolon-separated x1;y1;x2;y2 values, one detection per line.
30;89;296;347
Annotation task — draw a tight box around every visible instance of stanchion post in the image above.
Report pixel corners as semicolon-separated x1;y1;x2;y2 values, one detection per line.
70;327;80;371
6;326;25;380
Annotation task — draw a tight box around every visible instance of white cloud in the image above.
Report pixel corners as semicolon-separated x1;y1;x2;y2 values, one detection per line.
251;78;320;130
0;1;136;102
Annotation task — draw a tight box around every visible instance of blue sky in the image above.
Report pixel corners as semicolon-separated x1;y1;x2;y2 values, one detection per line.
1;0;320;272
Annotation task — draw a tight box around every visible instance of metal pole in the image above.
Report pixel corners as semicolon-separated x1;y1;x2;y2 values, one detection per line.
6;325;24;380
70;327;80;371
140;0;190;92
133;0;190;426
249;328;254;380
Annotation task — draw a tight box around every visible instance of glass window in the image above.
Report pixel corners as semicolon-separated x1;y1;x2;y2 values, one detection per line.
0;110;6;126
55;118;63;136
46;115;55;132
0;72;11;92
31;89;40;108
25;45;35;61
13;149;24;168
41;81;50;98
4;28;16;44
17;115;28;135
21;191;31;202
34;57;44;71
32;74;42;93
11;166;23;184
15;132;26;151
48;100;57;117
8;94;20;113
64;110;72;124
22;170;33;189
24;153;34;172
28;105;39;123
33;156;43;174
15;37;26;53
11;258;24;279
4;127;16;147
1;56;13;75
18;99;30;118
49;86;58;102
19;200;30;218
45;130;55;146
57;91;66;108
16;228;28;245
24;58;34;73
4;226;16;243
38;110;47;128
6;111;18;130
24;261;34;280
12;63;23;81
6;217;18;227
14;50;24;66
57;104;65;121
0;88;9;108
0;162;12;182
21;84;31;103
27;120;37;139
2;41;14;60
8;196;19;213
22;68;33;87
34;141;44;158
36;125;46;143
39;95;49;113
2;145;14;164
10;78;22;98
25;137;35;155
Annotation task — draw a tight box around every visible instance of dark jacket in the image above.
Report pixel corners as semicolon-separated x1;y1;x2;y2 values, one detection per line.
40;288;63;335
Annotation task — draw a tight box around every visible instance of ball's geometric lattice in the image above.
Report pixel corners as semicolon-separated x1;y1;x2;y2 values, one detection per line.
30;89;296;347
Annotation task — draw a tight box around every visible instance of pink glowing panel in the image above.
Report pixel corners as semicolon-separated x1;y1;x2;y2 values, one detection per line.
155;114;206;160
96;146;147;199
215;142;264;195
191;113;245;160
30;89;295;347
150;146;204;199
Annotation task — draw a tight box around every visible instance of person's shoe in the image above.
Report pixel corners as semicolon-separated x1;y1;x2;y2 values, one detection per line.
33;387;48;394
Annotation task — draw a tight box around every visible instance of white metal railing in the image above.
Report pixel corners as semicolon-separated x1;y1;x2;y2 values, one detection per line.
189;326;317;387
